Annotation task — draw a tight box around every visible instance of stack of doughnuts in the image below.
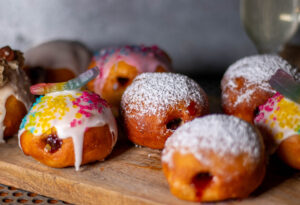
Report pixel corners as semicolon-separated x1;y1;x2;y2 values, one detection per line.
221;55;299;123
18;90;117;170
121;72;208;149
0;46;33;142
87;45;172;110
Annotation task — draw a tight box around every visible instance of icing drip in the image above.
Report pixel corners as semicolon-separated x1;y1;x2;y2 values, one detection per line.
162;115;262;169
222;55;299;108
121;73;207;119
255;93;300;152
18;90;117;170
92;45;172;94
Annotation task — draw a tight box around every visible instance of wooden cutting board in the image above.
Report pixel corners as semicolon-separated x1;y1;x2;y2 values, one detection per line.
0;137;300;205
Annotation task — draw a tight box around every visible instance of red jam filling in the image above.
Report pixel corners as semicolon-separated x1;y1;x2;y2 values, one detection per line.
44;134;62;153
188;101;197;116
191;173;213;200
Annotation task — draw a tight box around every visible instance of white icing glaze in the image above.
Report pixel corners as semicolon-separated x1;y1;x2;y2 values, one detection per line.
121;72;207;119
18;90;117;170
162;115;263;168
221;55;299;108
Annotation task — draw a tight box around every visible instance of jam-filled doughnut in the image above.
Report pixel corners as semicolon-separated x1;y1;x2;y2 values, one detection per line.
24;40;92;84
221;55;299;123
0;46;33;142
162;115;266;202
87;45;172;110
255;93;300;169
18;90;117;170
121;73;208;149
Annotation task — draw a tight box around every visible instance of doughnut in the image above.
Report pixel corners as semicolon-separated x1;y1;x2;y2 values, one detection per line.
24;40;92;84
255;93;300;169
87;45;172;110
162;115;266;202
221;55;299;123
121;73;208;149
0;46;33;142
18;90;117;170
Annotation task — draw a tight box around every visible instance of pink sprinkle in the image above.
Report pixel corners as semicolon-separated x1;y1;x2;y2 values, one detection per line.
79;110;91;117
254;112;264;123
70;119;77;127
273;117;277;121
264;105;273;112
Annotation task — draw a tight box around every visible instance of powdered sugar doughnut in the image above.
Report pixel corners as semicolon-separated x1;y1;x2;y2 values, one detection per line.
121;73;208;149
18;90;117;170
162;114;266;202
87;45;172;110
255;93;300;169
221;55;299;123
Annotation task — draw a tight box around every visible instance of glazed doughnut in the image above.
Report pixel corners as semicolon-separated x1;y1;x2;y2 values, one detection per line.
0;46;33;142
162;115;266;202
221;55;299;123
121;73;208;149
24;40;92;84
18;90;117;170
255;93;300;169
87;45;172;109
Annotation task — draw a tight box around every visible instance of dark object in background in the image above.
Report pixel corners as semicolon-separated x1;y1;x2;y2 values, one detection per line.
23;40;92;84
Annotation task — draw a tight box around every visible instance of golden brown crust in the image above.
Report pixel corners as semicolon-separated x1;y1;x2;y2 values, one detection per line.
162;150;266;202
20;125;114;168
122;100;209;149
4;95;27;139
100;61;139;107
277;135;300;170
221;76;273;123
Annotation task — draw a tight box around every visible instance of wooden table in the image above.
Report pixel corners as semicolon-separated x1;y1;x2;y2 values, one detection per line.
1;127;300;205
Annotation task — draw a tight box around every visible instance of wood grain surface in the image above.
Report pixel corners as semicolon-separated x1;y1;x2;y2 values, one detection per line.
0;137;299;205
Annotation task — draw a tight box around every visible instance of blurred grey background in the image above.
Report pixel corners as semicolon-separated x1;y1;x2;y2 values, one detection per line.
0;0;262;74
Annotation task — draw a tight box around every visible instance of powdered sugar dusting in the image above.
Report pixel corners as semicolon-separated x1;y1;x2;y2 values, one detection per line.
162;115;262;167
121;73;207;118
222;55;299;107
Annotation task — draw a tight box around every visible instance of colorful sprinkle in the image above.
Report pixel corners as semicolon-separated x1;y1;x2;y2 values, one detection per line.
255;92;300;144
19;91;109;135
